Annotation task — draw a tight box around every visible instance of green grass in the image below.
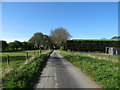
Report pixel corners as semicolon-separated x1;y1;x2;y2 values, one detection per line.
2;50;52;88
0;50;47;78
60;51;119;88
72;51;119;62
1;50;44;56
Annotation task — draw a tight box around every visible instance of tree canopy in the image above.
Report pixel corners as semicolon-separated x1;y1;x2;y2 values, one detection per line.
50;27;71;47
29;32;44;49
8;40;22;50
1;27;72;51
29;32;52;49
111;36;120;39
0;40;8;51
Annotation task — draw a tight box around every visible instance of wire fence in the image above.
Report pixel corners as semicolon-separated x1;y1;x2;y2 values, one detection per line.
2;50;43;77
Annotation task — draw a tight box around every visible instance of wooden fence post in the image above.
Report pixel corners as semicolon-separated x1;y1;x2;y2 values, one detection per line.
109;55;110;59
40;50;41;54
7;55;10;66
34;51;35;55
26;52;28;59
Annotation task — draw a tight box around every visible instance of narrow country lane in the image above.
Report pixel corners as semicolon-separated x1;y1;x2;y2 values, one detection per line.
34;50;101;88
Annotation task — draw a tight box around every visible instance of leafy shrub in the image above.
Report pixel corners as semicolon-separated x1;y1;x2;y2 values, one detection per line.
60;46;64;51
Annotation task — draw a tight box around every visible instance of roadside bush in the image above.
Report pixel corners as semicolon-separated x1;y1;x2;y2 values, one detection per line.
60;46;64;51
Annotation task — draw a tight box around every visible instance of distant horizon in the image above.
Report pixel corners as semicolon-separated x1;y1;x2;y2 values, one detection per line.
2;31;118;43
2;37;117;43
2;2;118;43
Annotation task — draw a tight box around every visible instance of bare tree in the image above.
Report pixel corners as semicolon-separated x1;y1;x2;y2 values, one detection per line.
50;27;71;47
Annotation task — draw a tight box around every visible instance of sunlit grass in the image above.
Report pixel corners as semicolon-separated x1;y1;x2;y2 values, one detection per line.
1;50;43;56
0;50;47;78
71;51;119;62
2;50;52;88
60;51;119;88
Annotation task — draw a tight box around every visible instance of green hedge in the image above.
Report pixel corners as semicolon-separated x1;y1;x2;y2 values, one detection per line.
66;40;120;52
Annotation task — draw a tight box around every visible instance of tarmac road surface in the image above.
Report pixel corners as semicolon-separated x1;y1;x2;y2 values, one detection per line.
34;50;101;88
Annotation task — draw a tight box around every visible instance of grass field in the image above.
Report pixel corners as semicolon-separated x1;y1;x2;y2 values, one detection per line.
60;51;119;88
0;50;47;78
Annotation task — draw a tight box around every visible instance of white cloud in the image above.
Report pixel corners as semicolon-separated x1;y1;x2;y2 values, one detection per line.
2;37;29;43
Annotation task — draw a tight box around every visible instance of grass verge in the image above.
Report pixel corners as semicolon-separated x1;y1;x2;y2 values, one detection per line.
60;51;119;88
2;50;52;88
74;51;119;63
1;50;47;78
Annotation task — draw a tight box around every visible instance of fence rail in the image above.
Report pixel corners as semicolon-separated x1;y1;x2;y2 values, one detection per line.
1;50;45;78
5;50;42;68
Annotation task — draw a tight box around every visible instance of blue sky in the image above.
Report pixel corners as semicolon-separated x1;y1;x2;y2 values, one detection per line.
2;2;118;42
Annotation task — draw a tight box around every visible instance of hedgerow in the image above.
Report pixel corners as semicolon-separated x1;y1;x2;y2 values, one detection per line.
65;40;120;52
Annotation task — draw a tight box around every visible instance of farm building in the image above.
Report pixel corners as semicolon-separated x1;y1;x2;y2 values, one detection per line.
105;47;120;55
